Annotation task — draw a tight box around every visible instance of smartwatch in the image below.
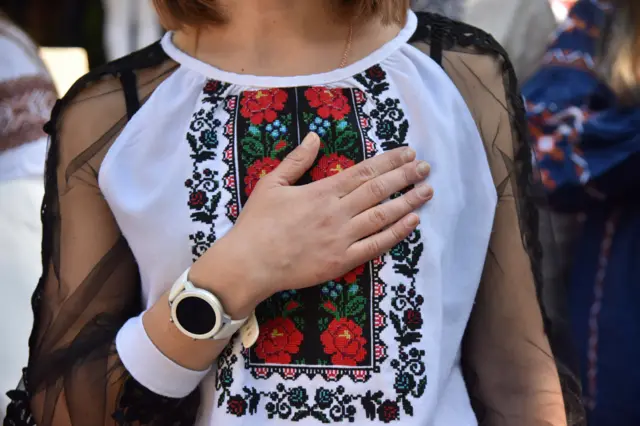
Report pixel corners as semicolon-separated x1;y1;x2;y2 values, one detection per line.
168;268;248;340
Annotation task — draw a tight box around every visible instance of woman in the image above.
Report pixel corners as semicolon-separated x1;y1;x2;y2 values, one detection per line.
5;1;576;425
525;0;640;424
0;11;56;419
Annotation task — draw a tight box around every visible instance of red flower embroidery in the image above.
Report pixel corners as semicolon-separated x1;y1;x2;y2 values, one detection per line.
188;190;208;209
244;157;281;196
323;301;337;312
203;80;221;94
365;65;386;82
274;140;287;151
285;301;299;311
311;153;355;181
255;317;303;364
339;264;365;284
240;89;288;125
403;309;423;331
320;318;367;366
377;400;400;422
227;395;247;416
304;87;352;120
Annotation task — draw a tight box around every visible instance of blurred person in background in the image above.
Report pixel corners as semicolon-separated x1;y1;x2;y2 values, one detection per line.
463;0;556;82
0;10;56;419
550;0;579;22
103;0;162;61
525;0;640;424
413;0;557;82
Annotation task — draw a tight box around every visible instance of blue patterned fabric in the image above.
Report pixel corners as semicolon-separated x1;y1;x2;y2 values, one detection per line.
524;1;640;425
525;0;640;211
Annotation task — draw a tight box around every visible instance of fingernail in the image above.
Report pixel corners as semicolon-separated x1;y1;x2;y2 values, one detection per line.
403;148;416;161
406;214;420;227
416;161;430;177
304;132;318;145
417;184;433;199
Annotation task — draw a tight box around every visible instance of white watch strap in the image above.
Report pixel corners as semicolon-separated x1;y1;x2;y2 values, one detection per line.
168;269;189;303
215;316;248;340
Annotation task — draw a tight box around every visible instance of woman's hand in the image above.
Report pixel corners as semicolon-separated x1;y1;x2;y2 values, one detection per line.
190;132;433;318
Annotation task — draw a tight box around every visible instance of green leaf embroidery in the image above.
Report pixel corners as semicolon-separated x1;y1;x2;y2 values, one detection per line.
292;411;311;421
311;410;330;423
415;377;428;398
402;397;414;416
345;296;367;317
390;311;404;336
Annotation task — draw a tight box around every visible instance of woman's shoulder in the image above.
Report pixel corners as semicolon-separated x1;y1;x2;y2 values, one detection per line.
408;12;520;125
408;12;515;85
49;42;177;157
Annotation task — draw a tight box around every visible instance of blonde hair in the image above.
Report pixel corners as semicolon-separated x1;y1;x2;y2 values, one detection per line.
599;0;640;104
153;0;409;30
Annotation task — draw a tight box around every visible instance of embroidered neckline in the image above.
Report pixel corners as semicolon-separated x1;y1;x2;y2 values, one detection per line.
160;11;417;88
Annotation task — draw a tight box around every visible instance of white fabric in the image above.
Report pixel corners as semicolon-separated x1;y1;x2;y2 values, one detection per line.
109;11;497;425
116;316;211;398
103;0;163;61
464;0;557;82
0;138;48;183
0;178;44;419
0;21;50;182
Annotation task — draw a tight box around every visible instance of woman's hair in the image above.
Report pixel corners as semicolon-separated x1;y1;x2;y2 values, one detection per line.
599;0;640;103
153;0;409;30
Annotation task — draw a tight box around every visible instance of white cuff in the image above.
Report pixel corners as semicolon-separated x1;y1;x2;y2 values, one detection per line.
116;315;211;398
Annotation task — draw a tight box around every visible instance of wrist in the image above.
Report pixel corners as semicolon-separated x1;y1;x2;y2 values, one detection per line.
189;238;269;319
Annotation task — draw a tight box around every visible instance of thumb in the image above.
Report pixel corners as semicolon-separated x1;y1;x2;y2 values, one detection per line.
273;132;320;185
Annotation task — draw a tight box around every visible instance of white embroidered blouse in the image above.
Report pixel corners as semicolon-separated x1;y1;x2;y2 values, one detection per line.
110;12;495;425
10;10;557;426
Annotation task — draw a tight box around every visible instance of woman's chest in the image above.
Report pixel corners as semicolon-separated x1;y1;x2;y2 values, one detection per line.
100;76;484;305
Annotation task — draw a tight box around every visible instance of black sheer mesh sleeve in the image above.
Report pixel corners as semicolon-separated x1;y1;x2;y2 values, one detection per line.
410;13;585;426
3;44;200;426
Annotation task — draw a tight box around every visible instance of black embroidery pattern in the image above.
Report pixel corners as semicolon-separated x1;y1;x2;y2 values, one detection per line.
354;66;409;151
200;66;427;423
184;80;229;260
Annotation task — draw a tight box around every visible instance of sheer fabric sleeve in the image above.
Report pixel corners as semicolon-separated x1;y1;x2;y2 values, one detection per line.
4;49;202;426
411;14;584;425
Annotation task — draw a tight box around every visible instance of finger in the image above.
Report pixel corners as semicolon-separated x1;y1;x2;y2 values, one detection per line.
322;147;416;197
346;213;420;266
342;159;431;215
348;184;433;240
271;133;321;186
